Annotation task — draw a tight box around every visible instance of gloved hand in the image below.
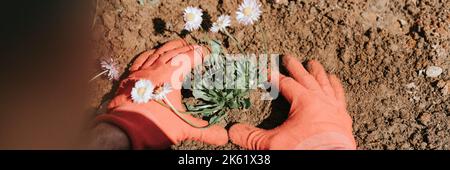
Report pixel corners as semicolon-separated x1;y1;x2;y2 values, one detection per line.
96;39;228;149
229;55;356;150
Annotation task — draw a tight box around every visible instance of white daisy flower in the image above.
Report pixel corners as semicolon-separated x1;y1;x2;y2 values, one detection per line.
100;58;119;80
210;15;231;33
183;6;203;31
131;79;155;104
153;83;172;100
236;0;262;25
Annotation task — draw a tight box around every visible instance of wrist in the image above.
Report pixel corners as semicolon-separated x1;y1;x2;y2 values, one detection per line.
96;109;173;150
87;123;131;150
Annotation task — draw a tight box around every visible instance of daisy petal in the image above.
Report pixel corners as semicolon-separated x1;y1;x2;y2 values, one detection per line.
100;58;120;80
131;79;155;104
153;83;172;100
183;6;203;31
210;15;231;33
236;0;262;26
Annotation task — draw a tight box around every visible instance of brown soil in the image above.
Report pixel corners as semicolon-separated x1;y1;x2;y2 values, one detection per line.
90;0;450;150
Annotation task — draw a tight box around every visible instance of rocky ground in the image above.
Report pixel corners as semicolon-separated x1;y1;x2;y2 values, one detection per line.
90;0;450;150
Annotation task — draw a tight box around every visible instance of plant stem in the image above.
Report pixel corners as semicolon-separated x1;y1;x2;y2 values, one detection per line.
162;96;212;129
256;23;269;56
89;70;108;82
154;100;200;115
223;29;246;55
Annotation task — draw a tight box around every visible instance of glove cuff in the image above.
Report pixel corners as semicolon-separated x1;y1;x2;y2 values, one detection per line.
96;111;172;150
294;132;356;150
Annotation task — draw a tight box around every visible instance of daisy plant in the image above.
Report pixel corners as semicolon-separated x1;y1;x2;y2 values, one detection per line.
90;58;119;82
185;40;254;125
127;0;268;128
130;79;213;129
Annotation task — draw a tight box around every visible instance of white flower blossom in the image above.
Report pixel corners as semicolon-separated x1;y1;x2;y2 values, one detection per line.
236;0;262;25
183;6;203;31
153;83;172;100
210;15;231;33
100;58;119;80
131;79;155;104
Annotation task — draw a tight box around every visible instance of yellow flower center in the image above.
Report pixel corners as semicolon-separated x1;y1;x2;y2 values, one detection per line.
186;13;195;21
243;7;252;16
137;87;146;96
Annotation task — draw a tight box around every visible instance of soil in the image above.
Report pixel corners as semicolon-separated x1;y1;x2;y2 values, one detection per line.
90;0;450;150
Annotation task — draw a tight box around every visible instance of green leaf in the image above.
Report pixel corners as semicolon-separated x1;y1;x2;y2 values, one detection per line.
225;91;235;100
208;115;219;124
206;89;221;102
196;104;224;116
238;89;250;97
241;98;251;109
192;89;212;101
198;109;216;117
186;103;215;111
209;40;222;55
208;111;226;124
228;99;240;109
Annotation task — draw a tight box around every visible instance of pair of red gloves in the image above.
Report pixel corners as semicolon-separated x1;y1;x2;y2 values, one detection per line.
96;39;356;150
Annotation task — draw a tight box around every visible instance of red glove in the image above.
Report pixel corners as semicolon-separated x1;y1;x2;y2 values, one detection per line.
229;55;356;150
96;39;228;149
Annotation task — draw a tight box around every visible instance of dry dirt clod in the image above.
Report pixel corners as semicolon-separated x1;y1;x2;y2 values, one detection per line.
405;82;417;94
438;80;450;96
273;0;288;4
398;19;408;27
418;113;432;126
405;82;417;89
437;80;446;88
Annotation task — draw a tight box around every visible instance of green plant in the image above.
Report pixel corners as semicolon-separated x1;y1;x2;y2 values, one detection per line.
185;40;256;125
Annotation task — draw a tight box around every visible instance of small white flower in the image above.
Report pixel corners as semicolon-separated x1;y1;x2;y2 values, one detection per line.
153;83;172;100
100;58;119;80
183;6;203;31
211;15;231;33
131;79;155;104
236;0;262;25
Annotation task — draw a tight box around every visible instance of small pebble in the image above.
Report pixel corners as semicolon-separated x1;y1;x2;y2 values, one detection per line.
418;113;432;126
399;19;408;27
274;0;288;5
437;80;446;88
439;80;450;96
418;69;425;76
426;66;443;78
442;85;449;96
405;82;417;89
